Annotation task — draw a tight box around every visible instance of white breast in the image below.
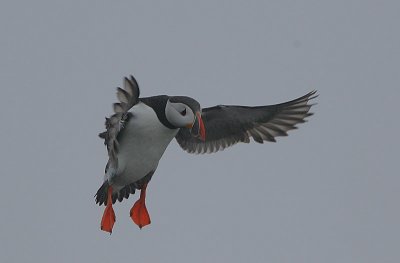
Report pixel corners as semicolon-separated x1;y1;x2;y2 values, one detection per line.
109;102;178;189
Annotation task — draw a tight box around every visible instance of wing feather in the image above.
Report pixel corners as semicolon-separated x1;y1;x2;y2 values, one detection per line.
99;75;140;176
175;90;317;154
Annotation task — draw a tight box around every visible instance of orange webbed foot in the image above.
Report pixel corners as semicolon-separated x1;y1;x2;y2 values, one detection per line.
130;184;151;229
101;187;116;234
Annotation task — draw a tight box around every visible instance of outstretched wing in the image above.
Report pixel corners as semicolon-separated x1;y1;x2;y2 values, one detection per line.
175;90;317;154
98;76;140;174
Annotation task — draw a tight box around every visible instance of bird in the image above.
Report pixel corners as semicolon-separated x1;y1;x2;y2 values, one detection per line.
95;75;317;233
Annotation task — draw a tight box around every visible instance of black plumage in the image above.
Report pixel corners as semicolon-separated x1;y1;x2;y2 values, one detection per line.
175;90;317;154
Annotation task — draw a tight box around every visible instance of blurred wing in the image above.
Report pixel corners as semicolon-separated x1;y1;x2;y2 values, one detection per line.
98;76;140;173
175;90;317;154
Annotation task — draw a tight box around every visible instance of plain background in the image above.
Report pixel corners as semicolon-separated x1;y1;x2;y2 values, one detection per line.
0;1;399;262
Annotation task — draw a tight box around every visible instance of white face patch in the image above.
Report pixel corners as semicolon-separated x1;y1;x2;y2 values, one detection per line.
165;101;195;128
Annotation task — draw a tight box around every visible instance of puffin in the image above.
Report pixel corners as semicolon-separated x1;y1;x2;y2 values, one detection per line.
96;75;317;233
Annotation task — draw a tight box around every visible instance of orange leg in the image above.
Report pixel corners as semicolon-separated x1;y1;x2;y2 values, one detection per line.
101;186;116;234
130;183;151;229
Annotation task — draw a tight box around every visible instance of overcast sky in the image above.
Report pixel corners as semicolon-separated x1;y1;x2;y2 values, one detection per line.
1;1;399;262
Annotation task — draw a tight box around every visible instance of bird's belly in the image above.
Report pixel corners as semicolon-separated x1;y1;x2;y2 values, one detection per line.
111;103;178;187
116;138;168;185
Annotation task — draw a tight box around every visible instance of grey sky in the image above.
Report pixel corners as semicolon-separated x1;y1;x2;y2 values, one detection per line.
1;1;399;262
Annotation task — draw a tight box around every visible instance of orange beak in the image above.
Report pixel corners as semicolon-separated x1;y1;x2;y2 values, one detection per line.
196;112;206;141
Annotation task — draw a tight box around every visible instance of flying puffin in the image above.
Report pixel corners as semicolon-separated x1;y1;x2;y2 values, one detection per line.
96;75;317;233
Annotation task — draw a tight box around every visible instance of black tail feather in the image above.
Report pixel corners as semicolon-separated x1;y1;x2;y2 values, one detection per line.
95;181;137;206
95;171;154;206
95;181;109;206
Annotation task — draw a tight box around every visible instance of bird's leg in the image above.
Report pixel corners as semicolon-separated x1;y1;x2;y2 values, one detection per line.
130;183;151;229
101;186;116;234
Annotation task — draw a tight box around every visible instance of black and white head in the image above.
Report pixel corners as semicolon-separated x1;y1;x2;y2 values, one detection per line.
165;96;206;141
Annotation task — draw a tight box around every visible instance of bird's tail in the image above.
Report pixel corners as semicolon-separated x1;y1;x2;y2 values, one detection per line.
95;181;110;206
95;181;137;206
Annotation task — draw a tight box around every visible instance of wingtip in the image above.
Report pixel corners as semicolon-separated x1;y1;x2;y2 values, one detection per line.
308;90;319;100
130;75;139;87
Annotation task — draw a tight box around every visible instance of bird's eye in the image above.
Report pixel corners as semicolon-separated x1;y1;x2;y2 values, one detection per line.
180;108;187;116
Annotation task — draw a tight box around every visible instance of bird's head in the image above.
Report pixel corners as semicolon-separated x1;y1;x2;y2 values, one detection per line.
165;96;206;141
